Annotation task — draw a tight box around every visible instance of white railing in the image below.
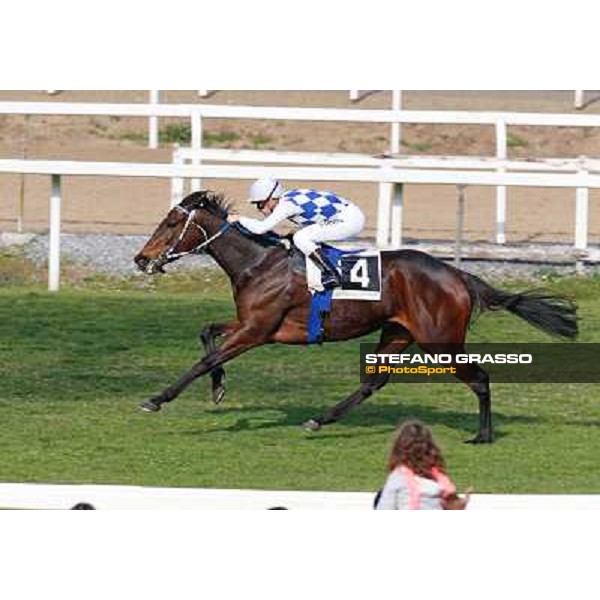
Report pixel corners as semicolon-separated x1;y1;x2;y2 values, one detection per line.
171;146;598;249
3;99;600;245
9;100;600;124
0;157;598;291
1;482;599;510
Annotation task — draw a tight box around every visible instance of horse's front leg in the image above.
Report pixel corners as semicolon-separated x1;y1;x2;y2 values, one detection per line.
199;321;239;404
139;326;260;413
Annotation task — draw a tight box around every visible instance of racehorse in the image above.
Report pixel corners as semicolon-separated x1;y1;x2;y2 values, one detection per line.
133;191;578;443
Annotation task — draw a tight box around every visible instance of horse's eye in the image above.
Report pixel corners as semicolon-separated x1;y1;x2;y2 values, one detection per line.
166;218;179;228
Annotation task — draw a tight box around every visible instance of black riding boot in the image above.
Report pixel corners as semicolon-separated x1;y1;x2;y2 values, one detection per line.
309;248;342;290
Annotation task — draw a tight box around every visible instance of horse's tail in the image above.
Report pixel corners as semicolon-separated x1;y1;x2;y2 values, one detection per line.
459;271;578;340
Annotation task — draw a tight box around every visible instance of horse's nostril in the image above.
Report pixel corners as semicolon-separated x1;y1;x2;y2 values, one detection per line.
135;256;149;271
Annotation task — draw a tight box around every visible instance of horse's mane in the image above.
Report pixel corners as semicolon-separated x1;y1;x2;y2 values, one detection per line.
180;190;285;250
181;190;233;219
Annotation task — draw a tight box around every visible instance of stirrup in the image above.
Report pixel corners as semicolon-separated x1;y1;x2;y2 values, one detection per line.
320;273;341;290
310;249;341;290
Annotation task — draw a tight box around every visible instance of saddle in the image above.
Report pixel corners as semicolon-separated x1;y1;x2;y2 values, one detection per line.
232;224;381;343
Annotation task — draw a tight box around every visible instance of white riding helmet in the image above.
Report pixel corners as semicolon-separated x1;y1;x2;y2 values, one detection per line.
248;177;284;203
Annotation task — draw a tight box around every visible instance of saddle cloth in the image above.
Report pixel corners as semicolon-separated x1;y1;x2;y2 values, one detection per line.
306;245;382;301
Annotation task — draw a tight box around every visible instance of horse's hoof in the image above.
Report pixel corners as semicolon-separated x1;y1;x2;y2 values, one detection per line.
303;419;321;432
139;401;161;413
212;388;225;405
464;434;492;444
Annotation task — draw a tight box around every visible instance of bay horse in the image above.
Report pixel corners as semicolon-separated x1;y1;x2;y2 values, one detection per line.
133;191;578;443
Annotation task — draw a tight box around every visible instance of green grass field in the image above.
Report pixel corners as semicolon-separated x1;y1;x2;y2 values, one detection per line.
1;267;599;494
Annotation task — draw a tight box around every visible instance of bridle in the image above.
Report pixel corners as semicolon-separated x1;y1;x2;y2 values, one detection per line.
151;204;231;272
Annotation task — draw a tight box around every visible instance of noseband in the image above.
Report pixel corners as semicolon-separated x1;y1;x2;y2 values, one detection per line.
157;204;231;267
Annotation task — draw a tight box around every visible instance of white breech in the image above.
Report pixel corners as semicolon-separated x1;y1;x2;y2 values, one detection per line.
292;205;366;255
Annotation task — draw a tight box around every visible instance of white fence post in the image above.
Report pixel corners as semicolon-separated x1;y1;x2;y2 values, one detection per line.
376;180;392;247
495;118;507;244
390;90;402;154
349;90;360;102
384;92;404;248
17;114;29;234
197;90;210;98
170;146;185;208
48;174;61;292
149;90;159;149
390;182;404;248
190;110;203;192
575;158;589;251
455;185;466;266
574;90;584;110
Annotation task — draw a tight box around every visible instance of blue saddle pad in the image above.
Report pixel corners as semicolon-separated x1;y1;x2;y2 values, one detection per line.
321;243;363;264
306;245;364;343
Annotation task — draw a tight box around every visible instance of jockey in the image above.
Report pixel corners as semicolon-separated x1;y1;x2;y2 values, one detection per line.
228;177;366;289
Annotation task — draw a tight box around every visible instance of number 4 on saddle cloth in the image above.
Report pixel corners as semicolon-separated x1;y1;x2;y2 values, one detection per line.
306;244;382;344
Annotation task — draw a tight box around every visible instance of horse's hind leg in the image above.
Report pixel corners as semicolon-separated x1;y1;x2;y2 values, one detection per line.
304;323;413;431
454;361;491;443
419;342;492;443
199;322;238;404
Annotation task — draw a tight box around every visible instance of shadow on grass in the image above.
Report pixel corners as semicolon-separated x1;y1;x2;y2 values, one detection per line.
174;401;537;441
564;419;600;427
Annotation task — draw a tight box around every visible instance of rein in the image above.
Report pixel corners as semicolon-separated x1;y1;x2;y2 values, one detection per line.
162;205;231;263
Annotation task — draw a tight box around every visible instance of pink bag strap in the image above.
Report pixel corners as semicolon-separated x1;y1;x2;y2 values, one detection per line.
399;466;420;510
431;466;456;497
399;465;457;509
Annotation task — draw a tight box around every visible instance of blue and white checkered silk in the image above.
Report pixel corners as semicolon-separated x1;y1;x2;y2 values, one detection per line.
283;189;350;226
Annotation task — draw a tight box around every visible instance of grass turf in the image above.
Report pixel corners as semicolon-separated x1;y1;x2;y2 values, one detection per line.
1;270;599;494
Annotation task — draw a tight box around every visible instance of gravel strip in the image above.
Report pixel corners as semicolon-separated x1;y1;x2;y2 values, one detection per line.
22;233;217;276
11;233;600;282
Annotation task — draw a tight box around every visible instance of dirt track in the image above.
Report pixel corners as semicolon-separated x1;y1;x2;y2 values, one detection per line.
1;90;599;244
